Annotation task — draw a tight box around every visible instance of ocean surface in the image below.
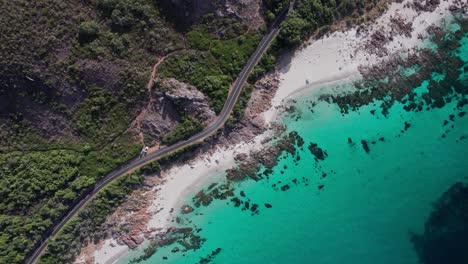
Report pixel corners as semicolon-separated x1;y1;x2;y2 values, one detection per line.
125;17;468;264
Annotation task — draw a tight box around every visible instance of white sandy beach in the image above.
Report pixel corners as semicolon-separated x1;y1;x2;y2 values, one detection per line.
89;137;269;264
85;1;460;263
264;0;457;122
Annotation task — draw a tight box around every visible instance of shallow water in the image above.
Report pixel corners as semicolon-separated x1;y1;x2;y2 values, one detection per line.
126;19;468;264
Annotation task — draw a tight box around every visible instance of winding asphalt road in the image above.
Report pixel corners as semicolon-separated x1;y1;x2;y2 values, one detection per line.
24;6;290;264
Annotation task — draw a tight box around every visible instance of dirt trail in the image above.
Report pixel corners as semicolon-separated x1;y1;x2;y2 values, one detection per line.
128;49;188;147
129;56;168;145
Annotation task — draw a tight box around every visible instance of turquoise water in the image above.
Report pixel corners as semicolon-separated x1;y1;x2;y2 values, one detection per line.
129;20;468;264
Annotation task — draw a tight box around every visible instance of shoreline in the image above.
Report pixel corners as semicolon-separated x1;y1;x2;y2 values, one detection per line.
264;0;459;123
77;1;464;263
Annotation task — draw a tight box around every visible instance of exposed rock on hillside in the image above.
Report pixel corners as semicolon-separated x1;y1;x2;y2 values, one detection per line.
159;78;215;122
158;0;214;28
139;96;180;145
221;0;265;30
158;0;264;30
132;78;215;146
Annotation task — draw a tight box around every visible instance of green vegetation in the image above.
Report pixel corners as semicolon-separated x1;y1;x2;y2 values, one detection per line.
0;151;82;213
0;0;184;261
0;151;83;263
38;164;157;264
274;0;384;47
0;0;184;151
159;143;203;165
1;0;387;263
264;0;291;23
163;116;204;144
74;70;147;145
79;21;100;43
0;1;278;261
137;161;161;176
159;18;262;113
0;133;140;264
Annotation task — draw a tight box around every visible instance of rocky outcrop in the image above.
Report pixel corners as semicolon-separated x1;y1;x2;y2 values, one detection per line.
96;177;161;250
158;0;264;30
225;130;304;182
412;0;441;12
158;0;216;29
138;95;180;145
158;78;215;123
132;77;217;146
220;0;265;30
222;72;280;144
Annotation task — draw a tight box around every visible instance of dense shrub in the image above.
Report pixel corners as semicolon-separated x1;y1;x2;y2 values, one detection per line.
0;0;177;263
160;19;261;113
162;116;204;144
264;0;290;22
78;21;100;43
38;171;147;264
0;134;140;264
275;0;382;48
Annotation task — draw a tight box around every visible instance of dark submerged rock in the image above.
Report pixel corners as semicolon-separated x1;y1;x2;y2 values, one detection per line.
410;182;468;264
361;140;370;153
308;142;328;161
404;121;411;131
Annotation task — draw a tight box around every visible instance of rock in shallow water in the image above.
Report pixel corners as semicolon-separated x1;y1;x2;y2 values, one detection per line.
308;142;328;161
361;140;370;153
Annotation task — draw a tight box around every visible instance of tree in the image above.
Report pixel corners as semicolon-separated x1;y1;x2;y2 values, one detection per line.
78;21;100;43
162;116;203;144
279;12;311;46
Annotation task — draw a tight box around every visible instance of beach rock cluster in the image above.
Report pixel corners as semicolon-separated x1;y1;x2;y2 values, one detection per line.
190;130;305;218
389;13;413;38
327;15;467;117
363;29;390;57
223;72;281;144
90;177;161;250
359;8;416;58
412;0;441;12
131;227;206;262
449;0;468;13
360;10;415;58
226;131;304;182
181;205;194;214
